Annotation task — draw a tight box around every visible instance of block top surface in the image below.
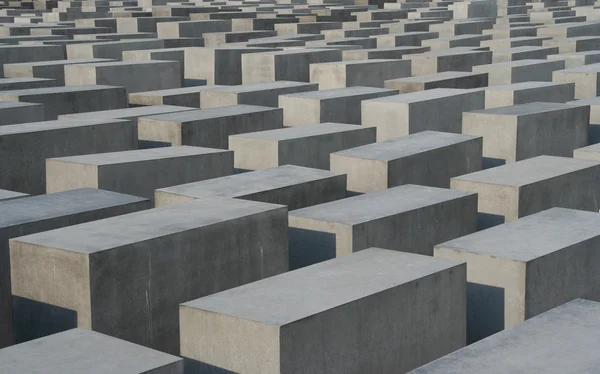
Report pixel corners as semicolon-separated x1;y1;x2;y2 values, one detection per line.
60;105;196;120
312;58;404;66
11;197;282;254
280;86;396;100
158;165;342;199
0;188;147;229
48;146;227;166
202;80;316;93
452;155;600;187
467;102;582;116
473;59;560;69
0;77;55;85
436;208;600;262
141;104;278;122
332;131;479;161
0;101;42;109
559;62;600;73
290;184;474;225
230;122;369;141
182;248;462;325
0;328;182;374
5;58;112;67
364;88;472;103
0;189;27;202
409;299;600;374
0;84;123;97
68;59;178;68
131;86;224;96
0;118;130;136
387;71;485;83
484;81;571;91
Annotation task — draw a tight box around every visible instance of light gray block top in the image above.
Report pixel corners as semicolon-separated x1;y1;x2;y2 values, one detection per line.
569;97;600;106
0;118;129;136
0;77;55;85
230;122;370;141
130;86;221;96
11;197;283;255
141;104;278;122
409;299;600;374
467;101;582;116
202;80;316;93
158;165;342;199
473;59;560;69
388;71;485;84
0;188;148;229
182;247;462;325
557;62;600;73
484;81;572;91
332;131;480;161
0;84;123;97
58;105;197;121
436;207;600;262
48;146;227;166
280;86;397;100
0;189;27;202
0;328;182;374
452;155;600;187
5;58;112;67
290;184;474;224
363;88;471;104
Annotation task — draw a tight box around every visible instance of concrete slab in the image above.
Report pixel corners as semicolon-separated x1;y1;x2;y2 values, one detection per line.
0;189;27;202
484;81;575;108
0;101;44;125
200;81;318;108
384;71;489;93
473;59;565;85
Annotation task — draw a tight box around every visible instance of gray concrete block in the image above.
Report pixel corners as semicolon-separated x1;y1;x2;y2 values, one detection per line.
0;44;65;76
0;77;56;90
410;299;600;373
65;39;164;60
64;60;181;93
137;105;283;149
156;20;231;39
129;86;223;108
484;81;575;108
310;59;411;89
374;31;438;48
0;118;136;194
0;101;44;125
181;248;466;374
492;45;559;63
463;102;588;165
553;63;600;99
362;88;485;141
473;59;565;85
200;81;318;108
0;85;128;120
3;58;112;85
451;155;600;227
155;164;346;210
405;49;492;75
547;50;600;68
331;131;482;193
0;189;27;202
422;34;492;50
542;35;600;53
58;105;197;125
279;86;398;126
229;122;376;170
9;197;287;354
0;328;183;373
538;21;600;38
0;188;149;347
435;208;600;342
481;36;550;50
384;71;489;93
342;46;430;61
241;49;342;84
46;146;234;204
289;184;477;268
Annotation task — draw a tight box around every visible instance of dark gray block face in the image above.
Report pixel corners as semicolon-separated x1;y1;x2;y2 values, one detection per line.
0;85;128;120
181;248;466;374
451;155;600;227
138;104;283;149
0;101;44;125
289;184;477;269
46;146;234;204
0;189;27;202
463;102;589;164
10;197;288;355
129;86;221;108
155;165;346;210
410;299;600;373
58;105;197;124
0;188;150;348
435;207;600;342
0;44;65;76
3;58;113;86
331;131;482;193
0;77;57;90
474;59;565;85
484;81;575;108
229;122;377;170
384;71;489;93
0;118;137;195
200;81;319;108
0;328;183;374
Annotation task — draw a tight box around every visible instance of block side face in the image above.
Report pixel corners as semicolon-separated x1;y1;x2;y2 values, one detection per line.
434;247;526;342
330;156;388;193
462;113;518;163
362;100;409;141
279;263;466;373
138;118;183;146
10;241;92;328
525;237;600;320
451;178;519;223
288;216;347;270
45;161;99;194
180;306;281;374
229;137;279;170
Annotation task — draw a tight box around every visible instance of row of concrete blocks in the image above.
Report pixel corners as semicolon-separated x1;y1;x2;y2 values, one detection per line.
3;178;600;372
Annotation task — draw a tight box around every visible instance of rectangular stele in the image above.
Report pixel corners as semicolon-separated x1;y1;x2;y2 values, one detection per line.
451;155;600;228
0;188;150;347
288;184;477;269
46;146;234;203
330;130;482;193
180;248;466;374
462;102;589;165
9;197;288;354
0;328;183;374
155;165;346;210
436;207;600;343
409;299;600;374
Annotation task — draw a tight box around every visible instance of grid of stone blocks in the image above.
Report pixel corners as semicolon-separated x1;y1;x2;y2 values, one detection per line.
0;0;600;372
